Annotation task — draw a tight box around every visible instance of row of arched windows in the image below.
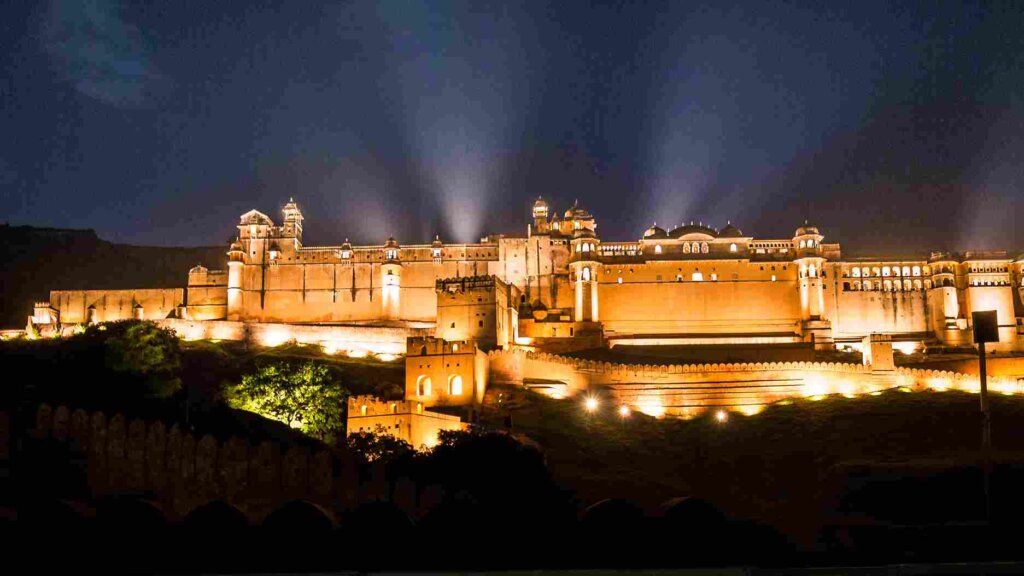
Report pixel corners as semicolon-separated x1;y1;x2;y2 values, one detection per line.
847;265;927;278
844;279;932;292
576;242;597;253
682;242;709;254
415;374;463;397
798;238;818;248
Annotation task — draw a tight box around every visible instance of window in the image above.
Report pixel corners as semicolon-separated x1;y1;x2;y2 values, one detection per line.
800;239;806;248
432;248;442;258
692;271;703;281
341;249;351;259
360;405;367;416
852;267;861;278
676;274;683;282
902;266;911;277
617;277;622;284
269;250;279;260
882;266;891;277
448;375;463;396
249;224;257;237
417;375;432;396
582;267;591;281
655;245;662;254
710;273;718;281
452;343;459;352
771;275;777;282
808;265;817;278
683;243;691;254
702;243;709;254
478;320;483;327
730;243;737;253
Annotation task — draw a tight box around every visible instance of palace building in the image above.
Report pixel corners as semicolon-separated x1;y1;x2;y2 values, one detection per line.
26;197;1024;440
31;197;1024;355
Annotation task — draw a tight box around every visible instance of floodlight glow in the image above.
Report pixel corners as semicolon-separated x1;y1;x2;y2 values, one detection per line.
715;410;728;423
584;397;599;413
618;405;631;418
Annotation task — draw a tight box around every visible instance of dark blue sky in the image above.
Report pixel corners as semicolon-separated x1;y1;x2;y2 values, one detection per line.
2;1;1023;255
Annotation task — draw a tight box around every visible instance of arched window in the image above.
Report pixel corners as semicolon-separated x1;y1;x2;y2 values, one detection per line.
581;267;592;281
692;271;703;282
654;245;662;254
852;267;861;278
893;267;901;277
683;243;691;254
448;375;463;396
913;279;922;291
923;266;931;275
416;375;432;397
912;266;921;277
800;239;806;248
874;280;882;291
902;266;911;277
903;280;912;291
924;279;932;289
581;243;590;253
808;264;817;278
701;242;709;253
853;280;862;290
729;243;737;253
883;280;892;291
872;267;881;277
862;267;871;277
882;266;891;276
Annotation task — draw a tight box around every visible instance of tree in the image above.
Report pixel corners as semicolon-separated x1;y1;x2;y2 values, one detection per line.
347;426;414;463
102;321;182;399
227;361;346;442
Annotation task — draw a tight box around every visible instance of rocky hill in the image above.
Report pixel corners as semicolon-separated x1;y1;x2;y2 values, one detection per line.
0;224;225;328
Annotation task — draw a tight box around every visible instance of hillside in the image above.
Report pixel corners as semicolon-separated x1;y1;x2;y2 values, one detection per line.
476;384;1024;546
0;224;226;328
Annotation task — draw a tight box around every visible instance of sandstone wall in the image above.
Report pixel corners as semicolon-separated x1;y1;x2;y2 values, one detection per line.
487;349;1024;417
50;289;184;324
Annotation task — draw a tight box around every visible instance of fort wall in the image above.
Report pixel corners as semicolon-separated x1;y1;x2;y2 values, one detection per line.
29;404;354;523
156;318;431;355
487;349;1024;416
49;289;184;324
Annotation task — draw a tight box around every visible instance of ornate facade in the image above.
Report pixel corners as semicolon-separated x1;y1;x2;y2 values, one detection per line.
30;198;1024;354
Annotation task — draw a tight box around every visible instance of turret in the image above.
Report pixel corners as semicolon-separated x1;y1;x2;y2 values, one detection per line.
226;241;245;321
281;198;303;242
532;197;550;234
570;223;600;322
431;235;444;262
382;237;402;320
793;222;830;345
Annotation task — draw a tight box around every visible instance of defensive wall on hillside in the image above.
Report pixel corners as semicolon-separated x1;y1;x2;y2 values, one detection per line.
487;349;1024;416
25;404;355;523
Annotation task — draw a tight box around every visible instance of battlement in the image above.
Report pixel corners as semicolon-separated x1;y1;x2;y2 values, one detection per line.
435;275;502;293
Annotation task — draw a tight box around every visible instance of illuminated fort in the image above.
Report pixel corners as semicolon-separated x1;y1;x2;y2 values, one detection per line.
28;198;1024;440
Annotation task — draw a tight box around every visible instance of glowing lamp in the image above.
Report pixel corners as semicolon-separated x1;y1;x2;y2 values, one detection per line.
618;405;631;418
715;410;728;423
584;397;599;413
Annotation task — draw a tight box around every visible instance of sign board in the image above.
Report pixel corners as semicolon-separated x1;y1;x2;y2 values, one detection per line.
972;310;999;343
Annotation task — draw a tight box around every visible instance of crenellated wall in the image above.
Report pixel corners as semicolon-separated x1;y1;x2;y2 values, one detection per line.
156;318;431;355
29;404;355;523
487;349;1024;417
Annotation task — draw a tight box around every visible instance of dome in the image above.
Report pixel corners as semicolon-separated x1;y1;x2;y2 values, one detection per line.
643;224;668;239
431;235;443;248
239;209;273;226
564;200;593;220
795;221;819;237
668;222;718;239
718;222;744;238
340;238;353;250
384;236;400;248
189;264;208;274
228;241;243;252
532;196;549;213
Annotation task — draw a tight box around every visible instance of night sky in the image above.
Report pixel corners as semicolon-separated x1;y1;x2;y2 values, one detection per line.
2;1;1023;256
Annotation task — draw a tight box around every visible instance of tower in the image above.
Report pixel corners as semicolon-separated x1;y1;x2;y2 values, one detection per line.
532;197;550;234
281;198;304;242
381;237;402;320
792;222;831;346
226;241;244;321
570;219;600;322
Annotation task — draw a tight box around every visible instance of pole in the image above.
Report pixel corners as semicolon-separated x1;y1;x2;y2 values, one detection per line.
979;341;991;523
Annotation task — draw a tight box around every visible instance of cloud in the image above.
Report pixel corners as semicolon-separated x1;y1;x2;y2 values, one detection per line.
41;0;171;107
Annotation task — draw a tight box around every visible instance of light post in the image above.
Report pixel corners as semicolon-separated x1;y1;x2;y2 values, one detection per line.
972;310;999;523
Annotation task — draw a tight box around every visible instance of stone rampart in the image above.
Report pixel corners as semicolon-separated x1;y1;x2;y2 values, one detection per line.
487;349;1024;416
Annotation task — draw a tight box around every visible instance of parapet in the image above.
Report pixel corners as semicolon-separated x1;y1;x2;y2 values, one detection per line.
435;275;502;294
